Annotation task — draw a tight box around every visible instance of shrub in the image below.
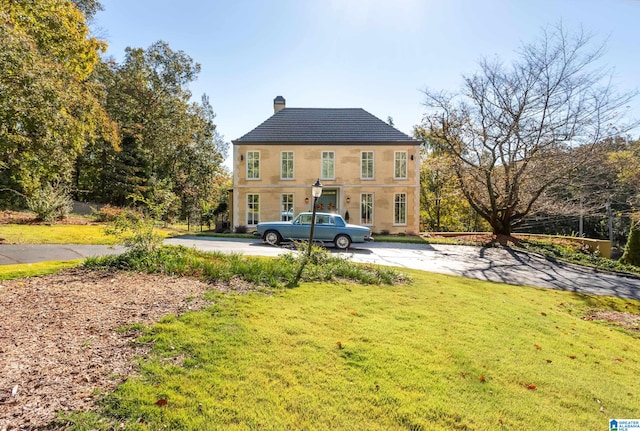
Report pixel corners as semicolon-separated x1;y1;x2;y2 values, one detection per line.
235;225;248;234
93;204;126;222
26;183;73;222
621;221;640;267
104;209;163;254
86;245;408;288
283;242;408;287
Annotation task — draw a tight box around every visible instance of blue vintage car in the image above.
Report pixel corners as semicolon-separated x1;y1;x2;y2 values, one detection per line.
255;212;373;249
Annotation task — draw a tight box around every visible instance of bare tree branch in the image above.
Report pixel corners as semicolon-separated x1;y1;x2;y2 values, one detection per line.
421;23;638;235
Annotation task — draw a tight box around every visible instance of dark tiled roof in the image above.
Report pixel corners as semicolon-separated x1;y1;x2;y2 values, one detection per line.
233;108;418;143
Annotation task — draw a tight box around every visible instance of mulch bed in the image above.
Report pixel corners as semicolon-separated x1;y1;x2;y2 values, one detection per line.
584;310;640;332
0;268;241;430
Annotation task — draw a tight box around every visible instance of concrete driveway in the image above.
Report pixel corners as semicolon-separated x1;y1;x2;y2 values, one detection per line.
2;237;639;300
164;237;640;300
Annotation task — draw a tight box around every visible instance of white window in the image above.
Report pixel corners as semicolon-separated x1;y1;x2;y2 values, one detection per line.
361;151;374;179
281;194;294;220
281;151;294;179
247;194;259;225
247;151;260;180
394;151;407;179
360;193;374;225
394;193;407;225
321;151;335;179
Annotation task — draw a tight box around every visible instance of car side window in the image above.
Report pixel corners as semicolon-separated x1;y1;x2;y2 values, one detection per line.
316;215;329;225
297;214;312;224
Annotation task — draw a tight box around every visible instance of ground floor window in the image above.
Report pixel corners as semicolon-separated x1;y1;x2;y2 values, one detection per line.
394;193;407;225
247;194;259;225
360;193;373;225
281;193;294;220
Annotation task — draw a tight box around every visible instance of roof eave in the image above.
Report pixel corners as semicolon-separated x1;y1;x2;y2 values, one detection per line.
232;140;421;145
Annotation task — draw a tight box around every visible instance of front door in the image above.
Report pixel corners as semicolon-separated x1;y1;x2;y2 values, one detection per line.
316;189;338;213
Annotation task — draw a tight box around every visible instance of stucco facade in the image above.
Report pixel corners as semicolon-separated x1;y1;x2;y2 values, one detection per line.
231;98;421;235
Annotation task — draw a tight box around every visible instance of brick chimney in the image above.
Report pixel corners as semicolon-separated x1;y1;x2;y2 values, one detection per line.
274;96;286;113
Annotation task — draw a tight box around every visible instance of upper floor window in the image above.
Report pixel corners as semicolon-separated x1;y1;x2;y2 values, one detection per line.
394;151;407;179
394;193;407;225
321;151;335;179
281;151;294;179
247;151;260;179
361;151;374;179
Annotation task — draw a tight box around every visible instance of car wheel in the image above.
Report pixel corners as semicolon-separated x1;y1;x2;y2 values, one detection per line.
334;234;351;250
264;230;282;246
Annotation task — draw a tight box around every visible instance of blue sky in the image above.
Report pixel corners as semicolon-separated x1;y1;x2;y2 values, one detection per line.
94;0;640;167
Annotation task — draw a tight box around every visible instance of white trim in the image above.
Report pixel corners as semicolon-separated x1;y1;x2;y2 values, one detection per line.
246;193;260;225
360;150;374;180
394;151;408;180
393;192;407;226
280;193;294;220
246;150;260;180
320;151;335;180
280;150;294;180
360;192;374;226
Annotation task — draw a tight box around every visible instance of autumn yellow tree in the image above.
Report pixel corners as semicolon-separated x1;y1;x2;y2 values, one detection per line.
611;138;640;265
0;0;117;203
415;127;485;232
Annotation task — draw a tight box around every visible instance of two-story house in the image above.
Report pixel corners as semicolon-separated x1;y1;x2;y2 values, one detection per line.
231;96;421;235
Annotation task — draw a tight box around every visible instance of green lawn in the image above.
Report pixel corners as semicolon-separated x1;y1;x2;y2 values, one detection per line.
69;269;640;430
0;224;179;245
0;260;83;280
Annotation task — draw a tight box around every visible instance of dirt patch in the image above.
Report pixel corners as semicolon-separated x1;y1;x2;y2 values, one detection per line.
0;210;96;226
584;310;640;332
0;269;252;430
428;233;521;246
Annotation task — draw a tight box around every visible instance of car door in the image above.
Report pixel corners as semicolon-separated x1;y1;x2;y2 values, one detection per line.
313;214;336;241
289;214;312;239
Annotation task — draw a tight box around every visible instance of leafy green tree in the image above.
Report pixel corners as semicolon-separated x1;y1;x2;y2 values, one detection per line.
610;138;640;259
415;127;484;232
77;42;228;221
621;219;640;267
70;0;103;21
26;183;73;222
527;137;634;242
421;25;636;236
0;0;116;204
